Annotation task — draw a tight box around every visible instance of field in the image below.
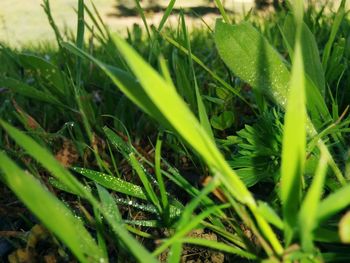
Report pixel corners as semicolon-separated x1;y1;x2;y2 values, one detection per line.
1;0;350;262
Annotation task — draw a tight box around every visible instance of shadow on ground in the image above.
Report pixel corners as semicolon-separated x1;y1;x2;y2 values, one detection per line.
108;4;233;17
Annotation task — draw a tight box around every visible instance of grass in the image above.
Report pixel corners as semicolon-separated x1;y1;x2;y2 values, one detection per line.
1;0;350;262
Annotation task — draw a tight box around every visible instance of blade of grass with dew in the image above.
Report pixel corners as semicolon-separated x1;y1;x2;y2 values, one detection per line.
129;153;161;211
180;12;214;140
322;0;347;71
155;133;169;222
96;184;158;263
0;153;105;263
1;122;157;261
72;167;148;200
298;143;329;252
280;1;306;243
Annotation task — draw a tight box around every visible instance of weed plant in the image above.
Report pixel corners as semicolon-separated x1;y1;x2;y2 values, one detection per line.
1;0;350;262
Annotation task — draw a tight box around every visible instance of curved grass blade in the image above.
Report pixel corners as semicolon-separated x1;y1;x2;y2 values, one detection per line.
298;143;329;252
72;167;147;200
0;120;93;200
317;183;350;223
0;153;105;263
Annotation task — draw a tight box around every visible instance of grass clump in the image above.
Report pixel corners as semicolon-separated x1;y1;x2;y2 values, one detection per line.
1;0;350;262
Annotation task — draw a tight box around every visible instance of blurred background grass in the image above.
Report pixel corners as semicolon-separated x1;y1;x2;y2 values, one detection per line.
0;0;254;47
0;0;347;47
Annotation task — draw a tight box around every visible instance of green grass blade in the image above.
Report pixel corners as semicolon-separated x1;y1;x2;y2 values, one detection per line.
76;0;85;88
129;153;161;210
0;120;92;201
282;14;325;96
153;204;230;256
18;54;68;96
180;238;257;260
322;0;347;71
180;13;214;140
134;0;151;39
72;167;148;200
158;0;176;32
0;77;63;106
96;184;158;263
213;0;230;24
155;134;169;220
0;153;105;263
280;23;306;244
317;183;350;223
298;143;329;252
162;34;252;110
62;42;173;128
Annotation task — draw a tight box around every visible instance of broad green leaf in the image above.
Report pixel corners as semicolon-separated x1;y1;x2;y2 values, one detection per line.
215;20;290;109
0;153;105;263
298;144;329;252
282;14;325;96
72;167;147;200
210;111;235;131
339;211;350;243
280;37;306;243
214;20;331;127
